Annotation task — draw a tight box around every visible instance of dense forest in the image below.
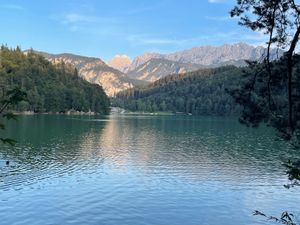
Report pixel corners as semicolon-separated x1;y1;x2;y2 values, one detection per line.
113;66;243;115
0;46;110;114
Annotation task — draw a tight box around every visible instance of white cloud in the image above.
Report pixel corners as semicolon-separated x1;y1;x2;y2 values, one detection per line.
126;31;268;48
208;0;229;3
127;35;189;46
62;13;119;25
0;4;24;10
123;31;273;61
63;13;96;24
200;31;267;46
52;12;125;35
205;16;236;21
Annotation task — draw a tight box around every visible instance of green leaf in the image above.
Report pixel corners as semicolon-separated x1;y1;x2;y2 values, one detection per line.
6;87;27;105
0;138;17;146
0;123;5;130
2;112;17;120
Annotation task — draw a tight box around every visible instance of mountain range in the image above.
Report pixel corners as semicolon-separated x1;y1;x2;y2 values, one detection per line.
128;42;281;68
30;43;283;96
109;42;282;82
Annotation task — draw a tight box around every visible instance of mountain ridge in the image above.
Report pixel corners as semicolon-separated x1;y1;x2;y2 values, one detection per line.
128;42;282;71
127;58;204;82
122;42;283;82
29;42;283;96
30;51;145;96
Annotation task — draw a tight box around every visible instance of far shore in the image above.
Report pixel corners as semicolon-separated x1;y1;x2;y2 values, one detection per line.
12;111;99;116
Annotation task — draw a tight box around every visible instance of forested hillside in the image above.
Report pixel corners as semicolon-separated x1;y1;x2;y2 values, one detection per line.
0;46;110;114
114;66;242;115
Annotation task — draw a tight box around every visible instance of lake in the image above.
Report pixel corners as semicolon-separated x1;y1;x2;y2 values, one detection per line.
0;115;299;225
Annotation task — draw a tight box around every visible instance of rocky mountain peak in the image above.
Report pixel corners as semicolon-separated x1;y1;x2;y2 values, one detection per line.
108;55;132;73
128;52;162;72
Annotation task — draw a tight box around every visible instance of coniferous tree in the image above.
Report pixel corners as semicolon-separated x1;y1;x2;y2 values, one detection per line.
230;1;300;224
0;46;110;114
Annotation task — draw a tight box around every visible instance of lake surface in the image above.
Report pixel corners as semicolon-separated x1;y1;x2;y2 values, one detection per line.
0;115;299;225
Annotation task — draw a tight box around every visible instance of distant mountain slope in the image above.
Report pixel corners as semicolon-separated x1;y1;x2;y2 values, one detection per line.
165;42;282;65
114;66;242;115
35;52;144;96
108;55;132;73
128;52;163;72
127;58;203;82
129;43;283;71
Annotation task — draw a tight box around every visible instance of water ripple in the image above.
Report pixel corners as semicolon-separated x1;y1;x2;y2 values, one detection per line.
0;115;299;225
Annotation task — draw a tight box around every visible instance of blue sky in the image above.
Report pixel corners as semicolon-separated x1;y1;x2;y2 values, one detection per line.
0;0;266;61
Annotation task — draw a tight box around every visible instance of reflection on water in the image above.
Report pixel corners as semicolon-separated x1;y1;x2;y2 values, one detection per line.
0;115;299;225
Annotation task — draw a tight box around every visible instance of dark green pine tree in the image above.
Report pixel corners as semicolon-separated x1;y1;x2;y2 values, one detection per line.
0;46;110;114
230;1;300;224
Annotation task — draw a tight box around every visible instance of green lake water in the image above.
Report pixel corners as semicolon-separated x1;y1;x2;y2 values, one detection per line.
0;115;299;225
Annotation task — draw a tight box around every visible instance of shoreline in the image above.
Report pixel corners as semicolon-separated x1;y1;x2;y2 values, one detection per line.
11;111;101;116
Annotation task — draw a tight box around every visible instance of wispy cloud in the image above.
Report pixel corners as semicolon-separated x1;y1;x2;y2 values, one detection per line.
208;0;229;3
223;32;267;46
51;12;126;35
126;35;189;46
0;4;24;10
55;10;268;49
61;13;119;25
107;1;169;16
63;13;97;24
197;31;267;46
127;31;267;47
52;3;267;52
122;4;161;15
205;15;236;21
53;1;173;38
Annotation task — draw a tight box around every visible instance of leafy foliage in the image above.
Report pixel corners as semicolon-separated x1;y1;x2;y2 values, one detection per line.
284;160;300;188
230;0;300;143
230;1;300;224
252;159;300;224
253;210;298;225
0;87;27;145
114;66;242;115
228;56;300;144
0;46;110;114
